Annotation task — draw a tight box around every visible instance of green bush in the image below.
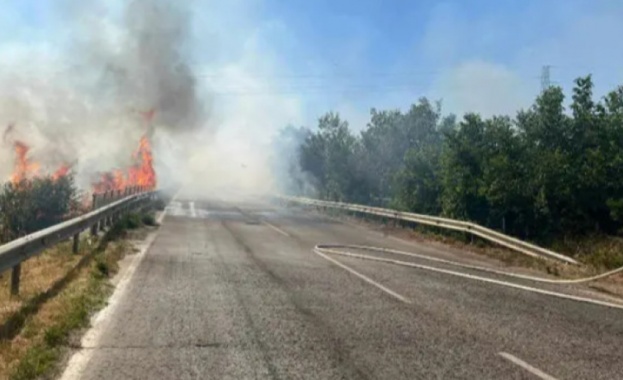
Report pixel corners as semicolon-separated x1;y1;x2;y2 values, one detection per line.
123;213;142;229
0;175;78;243
141;213;157;226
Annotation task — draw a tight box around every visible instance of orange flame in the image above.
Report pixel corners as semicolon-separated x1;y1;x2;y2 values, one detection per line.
133;135;156;188
51;164;71;181
10;141;40;184
91;134;156;194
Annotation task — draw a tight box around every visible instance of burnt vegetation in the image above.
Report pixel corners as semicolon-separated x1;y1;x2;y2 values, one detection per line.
277;75;623;245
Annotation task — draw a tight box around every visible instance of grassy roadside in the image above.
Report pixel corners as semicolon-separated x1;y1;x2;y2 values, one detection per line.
0;211;158;380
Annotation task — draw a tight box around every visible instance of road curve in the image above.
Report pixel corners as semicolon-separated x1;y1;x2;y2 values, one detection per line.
59;195;623;379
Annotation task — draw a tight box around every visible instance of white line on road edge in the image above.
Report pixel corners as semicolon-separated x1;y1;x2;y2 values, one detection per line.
59;231;158;380
314;248;411;304
499;352;559;380
262;221;290;237
189;201;197;218
59;192;176;380
318;247;623;310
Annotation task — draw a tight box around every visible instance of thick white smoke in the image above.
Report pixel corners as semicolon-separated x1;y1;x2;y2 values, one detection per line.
0;0;304;198
0;0;214;193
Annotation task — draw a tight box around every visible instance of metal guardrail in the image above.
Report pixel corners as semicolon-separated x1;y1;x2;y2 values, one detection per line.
0;187;156;295
279;195;579;265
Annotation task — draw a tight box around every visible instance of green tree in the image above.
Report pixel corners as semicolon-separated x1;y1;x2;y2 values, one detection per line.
289;74;623;242
602;86;623;230
479;116;530;234
360;98;443;206
299;112;357;201
359;108;404;204
441;113;489;223
516;86;573;237
392;143;443;215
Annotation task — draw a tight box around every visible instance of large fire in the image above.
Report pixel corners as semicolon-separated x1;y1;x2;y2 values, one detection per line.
51;164;71;181
5;109;157;195
10;141;41;184
5;122;71;185
91;134;157;193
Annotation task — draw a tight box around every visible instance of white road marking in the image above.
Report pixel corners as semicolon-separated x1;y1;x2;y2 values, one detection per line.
189;201;197;218
318;248;623;310
156;206;167;224
499;352;559;380
59;192;177;380
166;201;185;216
314;249;411;304
263;221;290;237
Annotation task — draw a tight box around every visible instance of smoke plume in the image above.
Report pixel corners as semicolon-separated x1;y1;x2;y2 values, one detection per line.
101;0;205;133
0;0;209;192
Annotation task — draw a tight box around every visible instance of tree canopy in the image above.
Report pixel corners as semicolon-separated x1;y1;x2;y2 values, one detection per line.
275;75;623;242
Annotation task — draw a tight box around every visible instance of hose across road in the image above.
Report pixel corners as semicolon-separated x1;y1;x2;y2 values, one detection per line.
313;244;623;309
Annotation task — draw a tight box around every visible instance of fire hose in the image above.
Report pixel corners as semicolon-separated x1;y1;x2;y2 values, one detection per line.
313;244;623;310
313;244;623;285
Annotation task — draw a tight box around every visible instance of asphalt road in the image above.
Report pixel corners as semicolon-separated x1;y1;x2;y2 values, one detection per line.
60;195;623;379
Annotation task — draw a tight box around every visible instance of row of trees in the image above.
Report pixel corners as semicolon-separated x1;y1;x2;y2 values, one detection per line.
275;76;623;241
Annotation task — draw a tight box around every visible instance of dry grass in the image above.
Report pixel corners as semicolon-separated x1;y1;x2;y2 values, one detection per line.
0;239;94;324
0;226;135;379
0;263;91;378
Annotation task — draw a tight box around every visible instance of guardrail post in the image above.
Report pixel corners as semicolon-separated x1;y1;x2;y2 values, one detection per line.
100;199;107;230
10;264;21;296
72;233;79;254
91;193;99;236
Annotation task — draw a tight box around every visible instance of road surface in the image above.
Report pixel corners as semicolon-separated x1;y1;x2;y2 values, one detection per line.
61;195;623;379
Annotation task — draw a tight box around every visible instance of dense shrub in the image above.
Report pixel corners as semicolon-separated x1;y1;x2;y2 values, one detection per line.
0;175;78;242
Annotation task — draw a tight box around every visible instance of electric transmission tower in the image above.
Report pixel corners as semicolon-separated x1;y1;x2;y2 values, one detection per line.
541;65;551;92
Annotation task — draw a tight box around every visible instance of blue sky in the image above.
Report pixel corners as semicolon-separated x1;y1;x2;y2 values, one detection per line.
2;0;623;132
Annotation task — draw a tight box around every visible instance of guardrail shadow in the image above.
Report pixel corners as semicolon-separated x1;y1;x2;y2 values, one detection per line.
0;236;110;342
